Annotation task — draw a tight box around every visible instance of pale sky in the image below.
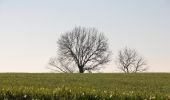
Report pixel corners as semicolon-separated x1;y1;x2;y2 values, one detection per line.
0;0;170;72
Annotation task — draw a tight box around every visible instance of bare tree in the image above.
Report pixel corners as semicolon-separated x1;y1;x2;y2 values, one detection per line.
116;47;147;73
54;27;111;73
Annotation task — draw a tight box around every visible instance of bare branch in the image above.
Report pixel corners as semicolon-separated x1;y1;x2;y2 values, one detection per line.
48;57;75;73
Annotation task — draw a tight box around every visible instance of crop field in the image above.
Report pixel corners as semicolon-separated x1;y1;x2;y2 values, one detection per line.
0;73;170;100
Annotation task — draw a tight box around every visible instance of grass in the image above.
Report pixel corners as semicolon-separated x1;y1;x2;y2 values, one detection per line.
0;73;170;99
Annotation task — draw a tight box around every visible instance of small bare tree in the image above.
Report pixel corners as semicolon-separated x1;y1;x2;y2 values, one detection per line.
116;47;147;73
53;27;111;73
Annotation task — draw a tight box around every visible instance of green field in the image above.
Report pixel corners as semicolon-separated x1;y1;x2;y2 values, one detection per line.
0;73;170;100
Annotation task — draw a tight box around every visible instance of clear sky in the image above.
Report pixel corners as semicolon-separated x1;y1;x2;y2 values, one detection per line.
0;0;170;72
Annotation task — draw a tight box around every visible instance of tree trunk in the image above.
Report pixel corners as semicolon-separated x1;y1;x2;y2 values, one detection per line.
79;66;84;73
125;67;129;73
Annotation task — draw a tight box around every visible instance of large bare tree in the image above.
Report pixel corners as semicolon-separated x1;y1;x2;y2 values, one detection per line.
116;47;147;73
53;27;111;73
